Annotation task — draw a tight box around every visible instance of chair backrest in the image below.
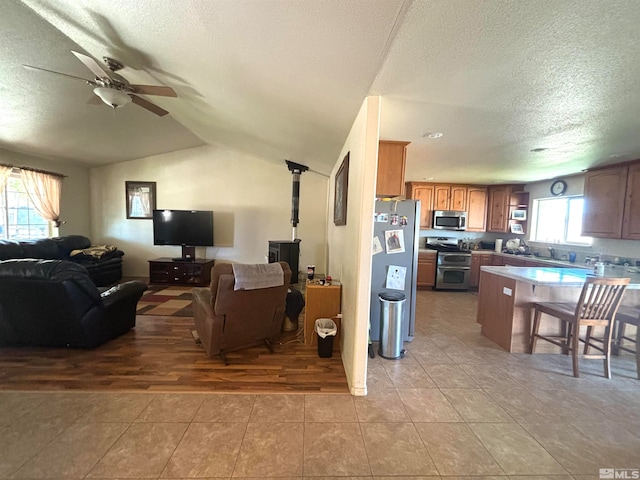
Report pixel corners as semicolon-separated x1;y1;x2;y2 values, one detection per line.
208;261;292;350
574;277;630;322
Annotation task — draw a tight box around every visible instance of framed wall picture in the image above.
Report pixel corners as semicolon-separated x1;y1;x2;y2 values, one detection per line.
126;181;156;219
511;209;527;220
333;152;349;226
510;223;524;234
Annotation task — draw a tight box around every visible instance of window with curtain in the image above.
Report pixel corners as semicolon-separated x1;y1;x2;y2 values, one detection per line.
0;171;52;240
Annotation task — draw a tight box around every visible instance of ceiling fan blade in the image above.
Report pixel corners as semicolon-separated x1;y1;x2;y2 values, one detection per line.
23;64;93;83
130;85;177;97
130;94;169;116
71;50;111;79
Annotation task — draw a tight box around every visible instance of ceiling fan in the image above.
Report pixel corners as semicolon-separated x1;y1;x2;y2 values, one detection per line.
23;50;177;116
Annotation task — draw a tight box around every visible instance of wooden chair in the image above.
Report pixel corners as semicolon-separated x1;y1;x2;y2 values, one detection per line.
612;305;640;379
529;277;630;378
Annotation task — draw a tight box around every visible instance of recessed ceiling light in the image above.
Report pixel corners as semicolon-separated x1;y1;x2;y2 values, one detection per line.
530;147;548;153
422;132;443;139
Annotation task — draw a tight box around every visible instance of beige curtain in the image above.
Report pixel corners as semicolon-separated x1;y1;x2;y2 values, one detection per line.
0;165;11;191
20;169;63;227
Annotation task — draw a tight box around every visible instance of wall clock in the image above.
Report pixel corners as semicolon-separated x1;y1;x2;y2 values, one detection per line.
550;179;567;196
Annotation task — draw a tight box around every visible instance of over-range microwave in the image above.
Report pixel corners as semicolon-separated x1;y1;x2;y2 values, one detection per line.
432;210;467;231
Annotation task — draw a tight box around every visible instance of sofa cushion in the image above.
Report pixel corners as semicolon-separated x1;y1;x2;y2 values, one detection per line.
21;239;61;259
52;235;92;256
0;240;23;260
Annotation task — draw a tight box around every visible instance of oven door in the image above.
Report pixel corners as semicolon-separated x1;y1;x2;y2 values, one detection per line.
438;253;472;267
436;266;471;290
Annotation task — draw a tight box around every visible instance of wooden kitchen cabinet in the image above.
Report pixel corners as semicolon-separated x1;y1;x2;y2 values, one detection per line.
406;182;435;228
487;185;524;233
470;252;493;288
466;186;487;232
377;140;410;197
434;184;467;211
417;250;437;288
508;191;530;235
622;163;640;240
582;165;627;238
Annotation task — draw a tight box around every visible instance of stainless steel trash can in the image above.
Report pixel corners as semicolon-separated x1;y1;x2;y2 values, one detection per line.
378;292;406;359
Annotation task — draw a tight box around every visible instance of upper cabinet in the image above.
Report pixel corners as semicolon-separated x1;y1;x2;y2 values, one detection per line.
407;182;486;231
487;185;509;232
434;184;467;211
583;166;628;238
466;186;488;232
487;185;524;233
406;182;435;229
377;140;410;197
622;163;640;239
583;162;640;239
508;191;530;236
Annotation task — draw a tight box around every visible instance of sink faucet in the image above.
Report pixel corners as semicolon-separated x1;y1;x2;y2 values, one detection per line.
548;247;556;259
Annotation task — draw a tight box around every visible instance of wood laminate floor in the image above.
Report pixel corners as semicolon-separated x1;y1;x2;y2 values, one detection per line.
0;314;349;393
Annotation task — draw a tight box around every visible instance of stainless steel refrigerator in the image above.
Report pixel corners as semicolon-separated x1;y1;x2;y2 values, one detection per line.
369;199;420;342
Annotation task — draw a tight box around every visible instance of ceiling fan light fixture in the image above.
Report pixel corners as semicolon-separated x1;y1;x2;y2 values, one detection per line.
93;87;131;108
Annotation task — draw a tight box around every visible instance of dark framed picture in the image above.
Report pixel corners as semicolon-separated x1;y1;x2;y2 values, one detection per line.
125;181;156;219
333;152;349;226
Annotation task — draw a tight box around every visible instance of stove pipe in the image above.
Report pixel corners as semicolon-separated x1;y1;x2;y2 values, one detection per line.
285;160;309;240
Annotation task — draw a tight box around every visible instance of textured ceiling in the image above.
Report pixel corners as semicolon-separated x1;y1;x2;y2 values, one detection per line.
2;0;640;183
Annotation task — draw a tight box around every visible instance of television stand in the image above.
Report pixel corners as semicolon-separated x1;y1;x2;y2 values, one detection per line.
172;257;194;262
148;258;215;286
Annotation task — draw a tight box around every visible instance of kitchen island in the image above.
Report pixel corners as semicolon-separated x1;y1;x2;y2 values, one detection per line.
476;266;640;353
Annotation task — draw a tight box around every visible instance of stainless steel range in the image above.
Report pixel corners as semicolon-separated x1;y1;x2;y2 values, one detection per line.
425;237;472;290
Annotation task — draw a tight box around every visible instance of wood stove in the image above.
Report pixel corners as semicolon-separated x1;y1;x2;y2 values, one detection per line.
268;240;300;284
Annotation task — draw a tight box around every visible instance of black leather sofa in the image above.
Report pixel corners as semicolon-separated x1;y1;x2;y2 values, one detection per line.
0;235;123;286
0;259;147;348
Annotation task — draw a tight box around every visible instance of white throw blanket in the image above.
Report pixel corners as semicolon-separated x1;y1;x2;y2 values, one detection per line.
232;263;284;291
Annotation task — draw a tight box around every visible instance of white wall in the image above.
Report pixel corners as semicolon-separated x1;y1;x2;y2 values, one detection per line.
0;148;91;237
328;96;381;396
89;144;328;278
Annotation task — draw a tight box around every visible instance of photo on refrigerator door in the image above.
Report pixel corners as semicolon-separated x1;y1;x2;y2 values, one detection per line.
384;229;405;253
372;236;383;255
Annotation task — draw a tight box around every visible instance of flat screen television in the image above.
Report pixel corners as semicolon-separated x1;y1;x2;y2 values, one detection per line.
152;209;214;260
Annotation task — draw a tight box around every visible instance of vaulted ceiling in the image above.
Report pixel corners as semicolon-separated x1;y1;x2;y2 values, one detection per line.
2;0;640;184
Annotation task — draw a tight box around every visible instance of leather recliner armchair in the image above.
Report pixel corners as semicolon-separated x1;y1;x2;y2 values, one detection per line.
192;261;292;364
0;259;147;348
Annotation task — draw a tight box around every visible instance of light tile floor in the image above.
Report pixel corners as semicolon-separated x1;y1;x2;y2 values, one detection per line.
1;290;639;478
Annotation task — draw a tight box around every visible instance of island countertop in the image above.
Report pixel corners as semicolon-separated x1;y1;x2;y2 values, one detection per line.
476;266;640;353
480;265;640;288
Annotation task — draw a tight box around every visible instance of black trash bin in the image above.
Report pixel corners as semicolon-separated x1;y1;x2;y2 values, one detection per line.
315;318;337;358
378;291;406;359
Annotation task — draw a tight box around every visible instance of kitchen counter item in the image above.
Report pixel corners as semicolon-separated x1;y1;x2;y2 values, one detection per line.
495;239;503;252
505;238;520;253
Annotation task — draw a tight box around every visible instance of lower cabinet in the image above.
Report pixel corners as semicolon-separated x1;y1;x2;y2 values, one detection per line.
304;281;342;348
470;253;493;288
148;258;215;286
417;251;437;288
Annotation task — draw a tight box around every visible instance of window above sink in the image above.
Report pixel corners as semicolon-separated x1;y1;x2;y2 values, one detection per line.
530;196;592;246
